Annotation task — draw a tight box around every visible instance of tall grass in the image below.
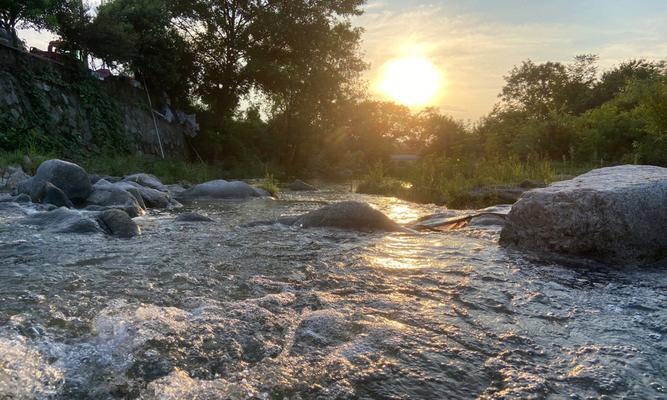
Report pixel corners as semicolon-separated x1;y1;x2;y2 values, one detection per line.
357;156;558;207
0;151;277;185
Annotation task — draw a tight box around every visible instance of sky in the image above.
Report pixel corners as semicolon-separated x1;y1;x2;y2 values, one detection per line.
19;0;667;121
356;0;667;120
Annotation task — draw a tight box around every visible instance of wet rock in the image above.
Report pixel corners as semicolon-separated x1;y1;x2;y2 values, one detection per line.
97;209;140;238
253;187;272;197
0;165;30;191
19;207;102;234
500;165;667;265
17;159;91;202
293;201;405;232
42;182;73;208
287;179;318;191
114;181;174;208
87;182;144;218
177;179;266;200
0;193;31;203
174;212;215;223
165;184;187;196
123;173;167;192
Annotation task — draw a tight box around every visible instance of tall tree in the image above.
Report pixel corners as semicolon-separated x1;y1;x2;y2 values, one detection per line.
85;0;195;104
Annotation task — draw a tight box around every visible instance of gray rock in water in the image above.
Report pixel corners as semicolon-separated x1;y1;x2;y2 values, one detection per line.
287;179;318;191
97;209;140;238
114;181;173;208
123;173;167;192
174;212;215;223
0;193;31;203
19;207;101;234
0;165;30;192
18;159;91;202
500;165;667;265
293;201;404;232
42;182;73;208
87;183;144;218
178;179;266;200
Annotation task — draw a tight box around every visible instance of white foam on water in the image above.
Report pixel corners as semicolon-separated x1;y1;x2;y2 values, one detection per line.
0;333;64;399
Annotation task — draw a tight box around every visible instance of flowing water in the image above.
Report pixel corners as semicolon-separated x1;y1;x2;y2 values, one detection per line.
0;188;665;399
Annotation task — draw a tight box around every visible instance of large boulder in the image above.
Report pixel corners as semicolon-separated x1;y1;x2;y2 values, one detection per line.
293;201;405;232
96;209;140;238
19;207;101;234
18;159;91;202
500;165;667;265
87;182;144;217
177;179;266;200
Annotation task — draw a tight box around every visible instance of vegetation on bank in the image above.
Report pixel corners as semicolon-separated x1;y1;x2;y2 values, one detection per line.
2;2;667;208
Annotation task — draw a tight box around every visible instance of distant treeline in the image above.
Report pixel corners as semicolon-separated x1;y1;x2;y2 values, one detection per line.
2;1;666;177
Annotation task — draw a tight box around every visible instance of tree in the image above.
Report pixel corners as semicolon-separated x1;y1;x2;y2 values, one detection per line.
85;0;195;105
0;0;50;47
500;60;570;117
173;0;366;121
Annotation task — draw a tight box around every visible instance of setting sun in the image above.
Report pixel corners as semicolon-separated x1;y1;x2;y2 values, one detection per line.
378;56;442;107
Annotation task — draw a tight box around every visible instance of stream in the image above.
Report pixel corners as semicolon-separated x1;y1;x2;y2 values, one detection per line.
0;188;665;399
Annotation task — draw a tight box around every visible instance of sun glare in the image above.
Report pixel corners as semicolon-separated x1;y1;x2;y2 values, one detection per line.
378;56;441;107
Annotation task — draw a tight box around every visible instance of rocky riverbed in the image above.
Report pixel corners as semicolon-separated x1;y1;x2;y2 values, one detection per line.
0;162;666;399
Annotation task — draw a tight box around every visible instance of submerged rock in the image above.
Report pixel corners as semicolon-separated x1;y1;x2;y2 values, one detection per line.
18;159;91;202
174;212;215;223
19;207;101;234
97;209;140;238
177;179;267;200
287;179;318;191
293;201;405;232
500;165;667;265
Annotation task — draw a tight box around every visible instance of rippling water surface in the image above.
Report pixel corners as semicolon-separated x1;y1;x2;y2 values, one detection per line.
0;188;665;399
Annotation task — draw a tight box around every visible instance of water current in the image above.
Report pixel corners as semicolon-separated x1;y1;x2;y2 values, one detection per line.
0;188;665;399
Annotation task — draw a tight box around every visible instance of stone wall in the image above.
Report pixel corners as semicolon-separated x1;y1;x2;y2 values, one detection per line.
0;44;189;157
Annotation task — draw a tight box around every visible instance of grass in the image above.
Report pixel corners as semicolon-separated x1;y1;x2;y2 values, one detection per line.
0;151;282;188
257;172;279;196
356;156;590;208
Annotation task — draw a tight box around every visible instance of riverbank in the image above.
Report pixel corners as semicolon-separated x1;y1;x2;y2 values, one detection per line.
355;157;599;208
2;150;597;209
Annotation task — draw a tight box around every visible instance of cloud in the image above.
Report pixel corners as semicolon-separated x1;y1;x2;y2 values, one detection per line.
356;1;667;120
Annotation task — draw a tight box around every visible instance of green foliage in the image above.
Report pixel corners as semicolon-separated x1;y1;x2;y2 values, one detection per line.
356;156;556;207
0;56;128;158
258;172;279;197
0;0;51;46
86;0;195;104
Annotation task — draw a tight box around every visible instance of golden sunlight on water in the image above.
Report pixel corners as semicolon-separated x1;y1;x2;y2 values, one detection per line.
384;203;422;225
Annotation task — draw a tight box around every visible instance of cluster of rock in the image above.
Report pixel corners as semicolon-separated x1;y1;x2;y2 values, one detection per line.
1;159;270;238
